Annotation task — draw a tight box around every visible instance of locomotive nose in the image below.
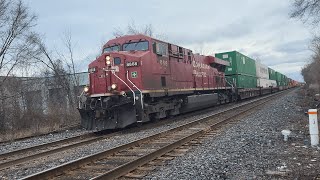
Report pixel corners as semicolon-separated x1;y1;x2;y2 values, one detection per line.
104;54;126;93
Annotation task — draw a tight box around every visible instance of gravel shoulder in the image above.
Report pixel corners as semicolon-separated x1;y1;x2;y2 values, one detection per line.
144;88;320;180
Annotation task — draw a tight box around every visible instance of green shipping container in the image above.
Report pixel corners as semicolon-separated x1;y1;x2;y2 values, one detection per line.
275;72;282;86
275;72;288;86
283;75;288;86
268;68;277;80
225;74;257;89
215;51;256;76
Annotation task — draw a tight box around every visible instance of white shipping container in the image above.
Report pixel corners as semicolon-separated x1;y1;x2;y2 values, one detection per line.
255;62;269;79
257;78;277;87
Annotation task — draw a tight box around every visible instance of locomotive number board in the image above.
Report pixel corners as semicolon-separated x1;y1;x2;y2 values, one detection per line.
126;61;139;67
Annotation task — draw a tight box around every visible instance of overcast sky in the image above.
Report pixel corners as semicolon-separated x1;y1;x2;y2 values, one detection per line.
24;0;313;81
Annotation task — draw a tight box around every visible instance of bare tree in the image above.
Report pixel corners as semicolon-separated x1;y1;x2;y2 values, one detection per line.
291;0;320;26
0;0;39;82
59;30;79;86
31;30;83;111
126;21;153;37
301;36;320;90
112;21;166;41
0;0;83;141
290;0;320;90
35;40;72;102
112;26;124;37
0;0;41;137
113;21;153;37
311;35;320;53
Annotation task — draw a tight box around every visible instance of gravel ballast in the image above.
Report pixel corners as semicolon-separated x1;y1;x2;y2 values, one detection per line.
144;89;320;179
0;128;92;155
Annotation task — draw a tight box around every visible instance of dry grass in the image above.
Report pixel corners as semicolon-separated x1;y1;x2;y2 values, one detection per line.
0;106;80;142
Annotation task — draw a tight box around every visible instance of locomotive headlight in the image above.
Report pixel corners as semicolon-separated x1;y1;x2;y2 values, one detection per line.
84;86;89;93
111;83;117;90
106;56;111;65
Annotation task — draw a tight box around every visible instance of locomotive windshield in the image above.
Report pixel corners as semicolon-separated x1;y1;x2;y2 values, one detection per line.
103;45;120;53
123;41;149;51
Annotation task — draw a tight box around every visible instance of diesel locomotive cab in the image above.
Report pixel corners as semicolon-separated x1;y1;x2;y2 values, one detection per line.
78;36;151;130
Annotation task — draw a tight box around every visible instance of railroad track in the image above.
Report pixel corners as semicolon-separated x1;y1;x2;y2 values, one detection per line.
0;98;235;173
0;102;233;172
0;132;112;171
21;90;290;180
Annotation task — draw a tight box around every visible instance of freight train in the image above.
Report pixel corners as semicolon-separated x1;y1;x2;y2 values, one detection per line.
78;34;298;131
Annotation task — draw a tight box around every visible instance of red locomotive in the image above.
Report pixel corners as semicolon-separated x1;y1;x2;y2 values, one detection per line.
78;34;232;131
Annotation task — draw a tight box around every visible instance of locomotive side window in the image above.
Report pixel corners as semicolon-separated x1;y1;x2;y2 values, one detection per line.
183;49;188;63
153;42;168;56
103;45;120;53
178;47;183;57
114;57;121;65
188;51;192;63
123;41;149;51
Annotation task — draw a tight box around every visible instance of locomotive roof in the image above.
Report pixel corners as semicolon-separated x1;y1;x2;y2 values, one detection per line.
104;34;152;47
103;34;229;66
103;34;193;52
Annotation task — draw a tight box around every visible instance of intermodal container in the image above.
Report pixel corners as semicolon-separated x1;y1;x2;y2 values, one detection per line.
225;74;257;88
268;68;277;80
256;62;269;79
257;78;277;87
283;75;288;86
276;71;282;86
215;51;256;76
275;72;289;86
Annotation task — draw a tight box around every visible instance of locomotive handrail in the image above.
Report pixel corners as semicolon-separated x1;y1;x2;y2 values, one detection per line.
126;70;144;109
78;89;85;109
111;71;136;105
225;78;234;88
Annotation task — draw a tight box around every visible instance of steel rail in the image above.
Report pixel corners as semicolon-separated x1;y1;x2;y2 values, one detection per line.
0;133;92;159
0;133;104;170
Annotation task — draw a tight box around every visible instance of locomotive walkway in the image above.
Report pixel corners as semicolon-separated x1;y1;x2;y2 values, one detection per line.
21;90;289;179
